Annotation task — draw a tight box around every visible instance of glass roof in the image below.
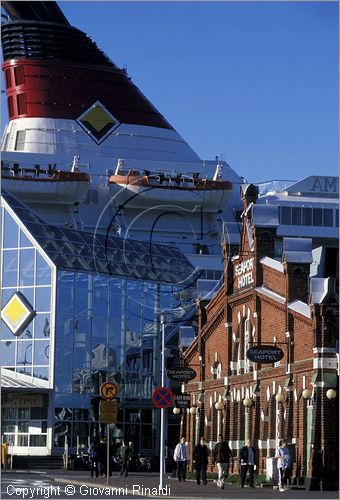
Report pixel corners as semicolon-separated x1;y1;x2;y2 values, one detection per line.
1;190;200;285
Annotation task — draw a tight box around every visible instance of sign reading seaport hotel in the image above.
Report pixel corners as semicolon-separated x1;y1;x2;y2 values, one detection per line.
246;345;284;364
234;257;255;289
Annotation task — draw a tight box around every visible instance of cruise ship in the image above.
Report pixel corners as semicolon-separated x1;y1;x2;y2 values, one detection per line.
1;0;243;280
257;177;339;281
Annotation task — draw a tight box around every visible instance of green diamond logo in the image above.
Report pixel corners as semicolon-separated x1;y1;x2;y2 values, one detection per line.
77;101;120;144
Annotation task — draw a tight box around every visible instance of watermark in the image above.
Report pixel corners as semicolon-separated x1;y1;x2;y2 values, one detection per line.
6;483;171;498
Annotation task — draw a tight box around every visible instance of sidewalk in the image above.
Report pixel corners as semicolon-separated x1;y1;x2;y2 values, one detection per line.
52;471;338;499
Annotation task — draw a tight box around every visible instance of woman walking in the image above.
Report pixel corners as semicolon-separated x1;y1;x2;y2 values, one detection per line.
275;440;291;492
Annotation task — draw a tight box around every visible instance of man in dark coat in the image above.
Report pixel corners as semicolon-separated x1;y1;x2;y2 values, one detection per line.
120;438;131;477
240;439;256;488
213;434;232;489
88;436;100;478
193;436;209;485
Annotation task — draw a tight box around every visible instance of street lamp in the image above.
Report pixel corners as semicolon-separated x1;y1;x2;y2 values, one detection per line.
243;398;253;408
189;406;199;415
215;401;224;411
173;407;181;415
275;392;285;403
302;388;312;400
326;389;337;400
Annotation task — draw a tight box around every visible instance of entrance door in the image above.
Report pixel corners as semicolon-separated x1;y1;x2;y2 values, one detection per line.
2;407;48;455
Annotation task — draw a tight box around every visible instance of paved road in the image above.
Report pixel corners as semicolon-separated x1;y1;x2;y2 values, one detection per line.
0;471;338;500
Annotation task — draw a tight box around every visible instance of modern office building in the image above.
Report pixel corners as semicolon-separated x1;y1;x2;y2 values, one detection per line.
1;190;198;456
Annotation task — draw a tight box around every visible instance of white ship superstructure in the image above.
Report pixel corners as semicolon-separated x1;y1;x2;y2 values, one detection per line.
1;1;242;275
256;176;339;280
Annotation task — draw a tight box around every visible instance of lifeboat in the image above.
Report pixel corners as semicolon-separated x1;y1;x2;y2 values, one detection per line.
108;163;233;211
1;163;90;205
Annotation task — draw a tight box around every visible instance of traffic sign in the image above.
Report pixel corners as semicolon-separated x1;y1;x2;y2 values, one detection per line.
152;387;174;409
100;382;118;400
100;400;118;424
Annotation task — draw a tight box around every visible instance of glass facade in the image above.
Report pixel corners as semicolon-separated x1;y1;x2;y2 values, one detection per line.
53;270;194;450
279;205;338;228
1;191;198;453
1;205;52;379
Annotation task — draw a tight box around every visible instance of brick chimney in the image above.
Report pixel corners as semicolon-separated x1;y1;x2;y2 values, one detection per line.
284;262;310;303
282;238;312;304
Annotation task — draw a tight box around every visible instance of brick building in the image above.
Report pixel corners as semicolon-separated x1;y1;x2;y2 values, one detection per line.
183;185;338;490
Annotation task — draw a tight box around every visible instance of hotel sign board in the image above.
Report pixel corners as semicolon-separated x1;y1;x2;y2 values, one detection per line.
173;393;191;409
167;367;197;382
234;257;254;289
246;345;284;364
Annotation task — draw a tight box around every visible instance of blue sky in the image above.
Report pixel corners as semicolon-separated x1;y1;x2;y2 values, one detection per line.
2;1;339;183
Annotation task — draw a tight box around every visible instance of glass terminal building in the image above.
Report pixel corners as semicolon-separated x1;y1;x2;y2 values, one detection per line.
1;191;198;456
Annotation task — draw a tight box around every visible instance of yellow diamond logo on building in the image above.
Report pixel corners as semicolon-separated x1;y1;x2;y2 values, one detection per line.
1;292;35;336
77;101;120;144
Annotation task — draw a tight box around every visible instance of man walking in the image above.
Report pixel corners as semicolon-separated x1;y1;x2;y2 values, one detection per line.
120;438;131;477
240;440;256;488
193;436;208;485
213;434;232;489
174;436;190;482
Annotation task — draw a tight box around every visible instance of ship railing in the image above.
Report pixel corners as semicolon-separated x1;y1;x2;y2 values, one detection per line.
1;161;91;179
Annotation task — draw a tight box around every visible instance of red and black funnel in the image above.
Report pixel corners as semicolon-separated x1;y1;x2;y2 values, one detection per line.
1;1;172;129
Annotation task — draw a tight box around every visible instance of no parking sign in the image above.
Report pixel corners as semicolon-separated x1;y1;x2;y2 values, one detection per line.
152;387;174;408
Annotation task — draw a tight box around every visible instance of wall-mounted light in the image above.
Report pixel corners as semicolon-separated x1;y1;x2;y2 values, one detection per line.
302;389;312;400
215;401;224;411
173;407;181;415
243;398;253;408
326;389;337;400
275;393;285;403
190;406;199;415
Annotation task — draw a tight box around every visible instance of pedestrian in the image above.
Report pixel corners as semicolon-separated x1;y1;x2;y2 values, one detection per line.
99;438;106;476
88;437;100;478
99;438;113;477
193;436;208;485
240;439;256;488
275;440;291;492
173;436;190;482
120;438;131;477
212;434;232;489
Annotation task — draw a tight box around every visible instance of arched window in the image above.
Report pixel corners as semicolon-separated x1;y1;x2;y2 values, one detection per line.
237;319;246;374
244;319;251;373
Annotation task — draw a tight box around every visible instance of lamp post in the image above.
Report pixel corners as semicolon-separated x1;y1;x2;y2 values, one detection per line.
159;313;166;491
243;398;253;441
